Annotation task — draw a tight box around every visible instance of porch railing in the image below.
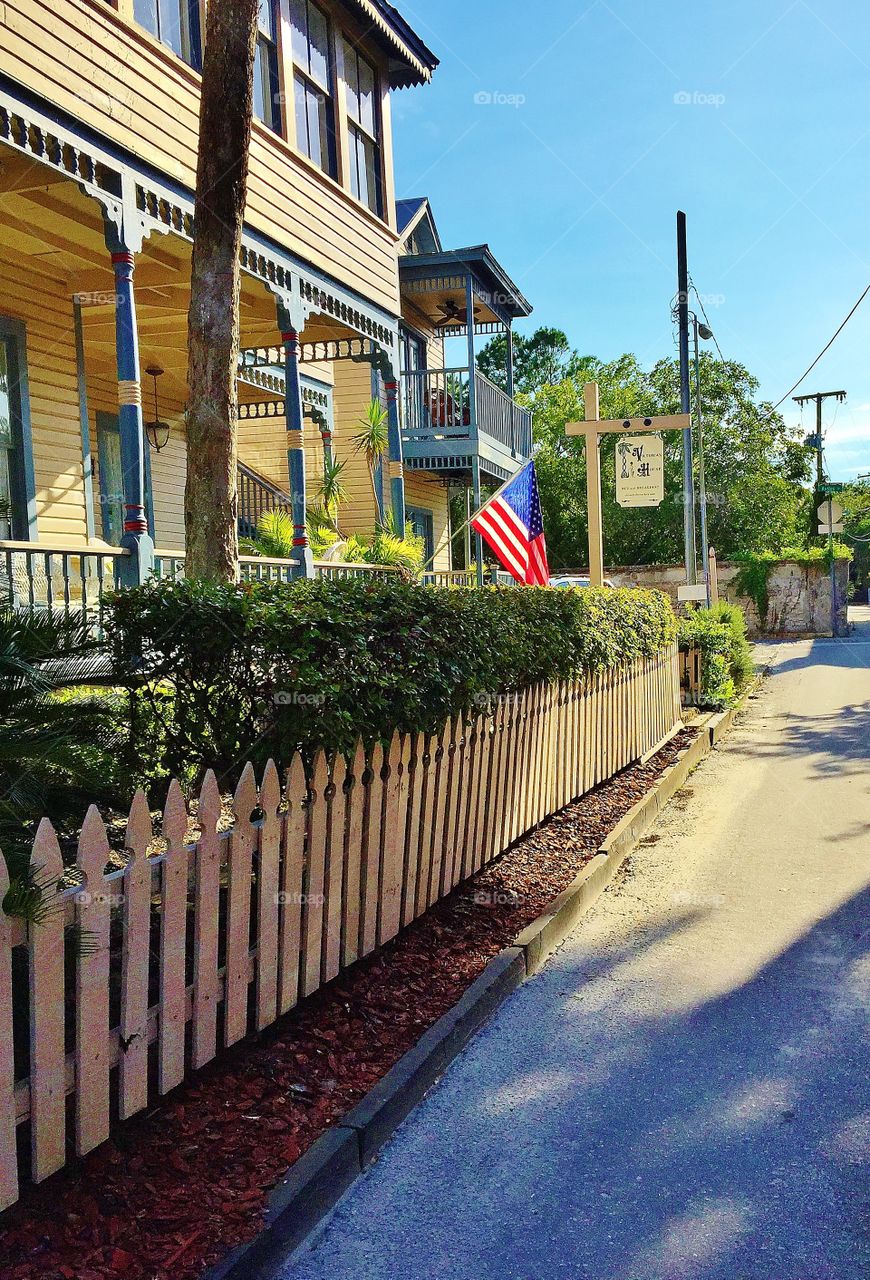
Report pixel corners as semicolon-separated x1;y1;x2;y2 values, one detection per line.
0;540;130;634
154;550;300;585
154;553;398;584
237;461;293;538
400;366;533;458
473;368;533;456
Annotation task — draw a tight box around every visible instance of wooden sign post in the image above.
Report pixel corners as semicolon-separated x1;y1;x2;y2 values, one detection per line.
566;382;691;586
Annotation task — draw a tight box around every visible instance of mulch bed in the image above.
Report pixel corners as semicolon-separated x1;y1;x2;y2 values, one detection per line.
0;728;697;1280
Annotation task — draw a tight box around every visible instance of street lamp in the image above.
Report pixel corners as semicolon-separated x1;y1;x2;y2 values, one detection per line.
689;314;713;604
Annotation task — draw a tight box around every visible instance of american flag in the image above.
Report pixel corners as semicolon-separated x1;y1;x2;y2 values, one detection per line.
471;461;550;586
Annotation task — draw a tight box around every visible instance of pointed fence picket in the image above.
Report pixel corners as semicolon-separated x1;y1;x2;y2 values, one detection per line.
0;645;680;1206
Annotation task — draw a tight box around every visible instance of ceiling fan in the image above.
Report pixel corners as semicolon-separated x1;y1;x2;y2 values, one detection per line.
433;299;482;329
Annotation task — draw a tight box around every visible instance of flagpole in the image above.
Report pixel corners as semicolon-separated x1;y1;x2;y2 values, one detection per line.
417;460;532;578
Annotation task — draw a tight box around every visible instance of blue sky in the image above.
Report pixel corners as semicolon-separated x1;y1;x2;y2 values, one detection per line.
391;0;870;480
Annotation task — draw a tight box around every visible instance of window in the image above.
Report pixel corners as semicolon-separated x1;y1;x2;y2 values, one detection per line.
406;506;435;573
254;1;281;132
133;0;202;70
0;320;34;542
343;40;381;214
289;0;336;177
399;326;426;375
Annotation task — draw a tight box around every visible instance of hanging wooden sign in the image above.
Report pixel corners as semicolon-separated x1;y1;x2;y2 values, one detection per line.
615;435;665;508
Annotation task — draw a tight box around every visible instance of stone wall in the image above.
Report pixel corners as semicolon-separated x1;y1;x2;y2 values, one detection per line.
604;560;850;637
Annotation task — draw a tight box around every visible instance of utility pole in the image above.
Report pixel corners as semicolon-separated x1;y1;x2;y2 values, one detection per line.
677;212;697;584
794;389;846;636
793;390;846;491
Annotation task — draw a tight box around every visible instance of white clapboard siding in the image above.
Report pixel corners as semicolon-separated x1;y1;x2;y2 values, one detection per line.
0;645;681;1206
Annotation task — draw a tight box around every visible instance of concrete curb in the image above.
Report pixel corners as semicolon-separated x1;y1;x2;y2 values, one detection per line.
207;709;744;1280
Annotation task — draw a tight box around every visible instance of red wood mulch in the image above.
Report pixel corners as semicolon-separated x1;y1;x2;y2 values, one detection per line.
0;729;697;1280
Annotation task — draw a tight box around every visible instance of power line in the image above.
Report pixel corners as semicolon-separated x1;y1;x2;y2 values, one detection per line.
773;282;870;409
688;279;727;364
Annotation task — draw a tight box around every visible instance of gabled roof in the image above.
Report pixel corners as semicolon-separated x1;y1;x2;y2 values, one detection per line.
345;2;439;89
395;197;442;252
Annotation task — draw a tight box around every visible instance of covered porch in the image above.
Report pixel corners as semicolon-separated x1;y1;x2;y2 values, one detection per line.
0;88;406;620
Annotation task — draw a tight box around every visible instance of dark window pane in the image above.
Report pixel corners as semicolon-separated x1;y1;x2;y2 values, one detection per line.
257;0;275;39
357;54;376;135
135;0;198;67
133;0;159;38
349;124;379;213
307;3;330;88
254;44;267;122
288;0;308;66
343;39;360;122
158;0;186;59
294;72;310;153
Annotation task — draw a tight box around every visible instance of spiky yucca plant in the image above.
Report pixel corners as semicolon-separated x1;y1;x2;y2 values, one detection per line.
351;399;389;522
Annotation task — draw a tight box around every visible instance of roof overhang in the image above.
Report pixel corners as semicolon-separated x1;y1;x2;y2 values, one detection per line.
344;1;439;88
399;245;533;330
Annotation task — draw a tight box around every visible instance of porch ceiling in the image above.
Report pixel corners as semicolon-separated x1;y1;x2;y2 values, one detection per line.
399;245;533;335
0;154;367;412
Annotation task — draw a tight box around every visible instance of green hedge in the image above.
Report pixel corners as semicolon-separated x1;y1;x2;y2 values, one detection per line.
108;578;677;789
678;601;754;709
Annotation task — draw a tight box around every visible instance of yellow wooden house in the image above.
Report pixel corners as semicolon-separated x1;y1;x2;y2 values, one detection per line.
0;0;532;607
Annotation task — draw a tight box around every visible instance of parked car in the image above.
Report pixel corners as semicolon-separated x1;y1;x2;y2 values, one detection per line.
549;575;616;589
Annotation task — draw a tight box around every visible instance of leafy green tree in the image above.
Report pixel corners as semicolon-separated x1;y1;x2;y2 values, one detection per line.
477;327;583;395
481;331;815;570
841;481;870;598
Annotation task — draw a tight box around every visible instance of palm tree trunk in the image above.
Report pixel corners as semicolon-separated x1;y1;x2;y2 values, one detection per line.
184;0;260;580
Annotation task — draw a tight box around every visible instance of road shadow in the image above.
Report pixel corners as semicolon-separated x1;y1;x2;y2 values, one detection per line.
286;887;870;1280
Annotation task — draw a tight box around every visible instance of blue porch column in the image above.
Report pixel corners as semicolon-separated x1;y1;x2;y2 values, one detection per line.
466;274;485;587
109;245;154;587
383;365;406;533
280;325;314;578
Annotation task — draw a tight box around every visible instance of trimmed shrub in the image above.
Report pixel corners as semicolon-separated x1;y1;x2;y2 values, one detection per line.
678;600;754;709
108;578;677;789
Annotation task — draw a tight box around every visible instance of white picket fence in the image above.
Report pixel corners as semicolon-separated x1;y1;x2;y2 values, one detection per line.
0;647;680;1207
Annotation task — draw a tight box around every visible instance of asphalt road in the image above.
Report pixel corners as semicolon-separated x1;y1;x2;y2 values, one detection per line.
282;609;870;1280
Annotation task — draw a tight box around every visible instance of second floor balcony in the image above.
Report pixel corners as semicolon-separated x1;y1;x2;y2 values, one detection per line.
400;365;533;483
398;241;534;485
